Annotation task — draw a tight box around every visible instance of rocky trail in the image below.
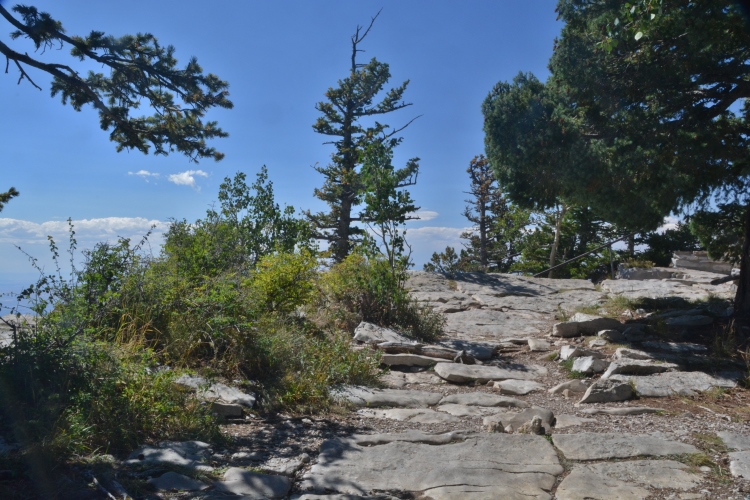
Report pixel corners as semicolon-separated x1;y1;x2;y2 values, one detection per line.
24;268;750;499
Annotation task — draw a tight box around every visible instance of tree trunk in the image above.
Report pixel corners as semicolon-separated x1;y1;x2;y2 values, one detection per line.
548;204;567;279
479;202;488;271
734;198;750;332
627;233;635;256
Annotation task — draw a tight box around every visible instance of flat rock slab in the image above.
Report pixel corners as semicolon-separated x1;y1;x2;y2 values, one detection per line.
528;338;551;351
436;403;502;417
549;380;589;395
148;471;208;492
554;414;596;429
214;467;291;498
601;359;678;379
357;408;461;424
579;379;633;404
439;392;530;408
334;386;443;408
581;407;661;416
728;451;750;479
434;362;546;383
556;460;702;500
609;371;737;397
439;339;495;360
125;441;213;471
718;431;750;451
300;431;563;499
380;354;444;367
443;309;548;339
380;371;443;388
492;379;545;395
553;433;698;460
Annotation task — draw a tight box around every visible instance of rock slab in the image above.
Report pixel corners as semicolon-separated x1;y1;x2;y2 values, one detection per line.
334;386;442;408
215;467;291;498
300;432;562;499
553;433;698;460
434;362;546;383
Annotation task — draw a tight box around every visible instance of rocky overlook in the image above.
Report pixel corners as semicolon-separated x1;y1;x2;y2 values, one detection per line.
52;267;750;499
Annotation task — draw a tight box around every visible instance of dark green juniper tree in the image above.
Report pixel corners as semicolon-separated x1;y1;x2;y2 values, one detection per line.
306;11;420;262
484;0;750;322
0;4;233;162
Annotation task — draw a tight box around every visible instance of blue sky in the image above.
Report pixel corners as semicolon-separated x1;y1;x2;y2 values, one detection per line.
0;0;562;291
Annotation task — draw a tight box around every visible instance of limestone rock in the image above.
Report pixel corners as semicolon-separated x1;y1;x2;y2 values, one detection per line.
436;403;501;417
568;313;623;334
299;432;563;498
214;468;291;498
556;460;702;500
211;401;243;418
380;353;443;367
580;407;660;416
553;433;697;460
174;375;256;408
434;362;546;384
554;414;596;429
609;371;737;397
439;392;530;408
125;441;213;471
439;339;495;360
578;379;633;404
665;315;714;327
728;451;750;479
718;431;750;451
148;471;208;492
613;348;653;360
333;386;442;408
492;379;544;395
600;359;678;379
357;408;461;424
571;356;609;374
548;379;588;395
484;407;554;435
560;345;605;361
353;322;411;344
527;338;551;351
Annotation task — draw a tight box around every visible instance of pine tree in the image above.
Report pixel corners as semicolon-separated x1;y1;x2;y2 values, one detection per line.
306;11;420;262
460;155;529;272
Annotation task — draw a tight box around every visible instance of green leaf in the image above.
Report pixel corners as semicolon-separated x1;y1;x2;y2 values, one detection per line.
634;31;643;40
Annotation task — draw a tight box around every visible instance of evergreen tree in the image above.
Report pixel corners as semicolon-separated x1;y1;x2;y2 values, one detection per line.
0;4;232;162
460;155;529;272
0;187;19;213
306;11;420;262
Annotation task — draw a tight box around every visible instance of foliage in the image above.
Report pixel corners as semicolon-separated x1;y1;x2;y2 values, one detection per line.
0;4;232;161
460;155;531;272
164;167;311;279
691;204;745;265
306;12;420;262
511;206;621;281
0;187;19;212
635;222;702;267
319;251;443;341
423;246;469;276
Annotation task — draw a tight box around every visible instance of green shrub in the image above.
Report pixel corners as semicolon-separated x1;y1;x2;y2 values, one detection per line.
318;252;444;341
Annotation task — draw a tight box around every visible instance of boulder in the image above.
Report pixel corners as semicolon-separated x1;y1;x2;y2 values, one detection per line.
571;356;609;374
578;379;633;404
174;375;256;408
353;322;411;344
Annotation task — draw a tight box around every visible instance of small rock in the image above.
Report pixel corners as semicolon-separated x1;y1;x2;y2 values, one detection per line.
549;380;589;395
597;329;625;342
613;348;653;361
212;401;243;418
353;322;411;344
560;345;605;361
562;389;571;399
528;338;551;352
492;379;544;395
588;338;607;348
517;416;545;435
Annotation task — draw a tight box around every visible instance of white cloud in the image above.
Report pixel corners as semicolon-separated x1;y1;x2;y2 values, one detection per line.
128;170;160;182
404;226;470;267
0;217;168;246
657;215;680;234
409;210;439;222
168;170;209;189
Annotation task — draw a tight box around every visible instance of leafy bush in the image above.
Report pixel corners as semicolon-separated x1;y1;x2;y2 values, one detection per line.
319;252;444;341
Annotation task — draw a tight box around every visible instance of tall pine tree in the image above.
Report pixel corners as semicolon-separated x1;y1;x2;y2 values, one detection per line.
306;11;420;262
